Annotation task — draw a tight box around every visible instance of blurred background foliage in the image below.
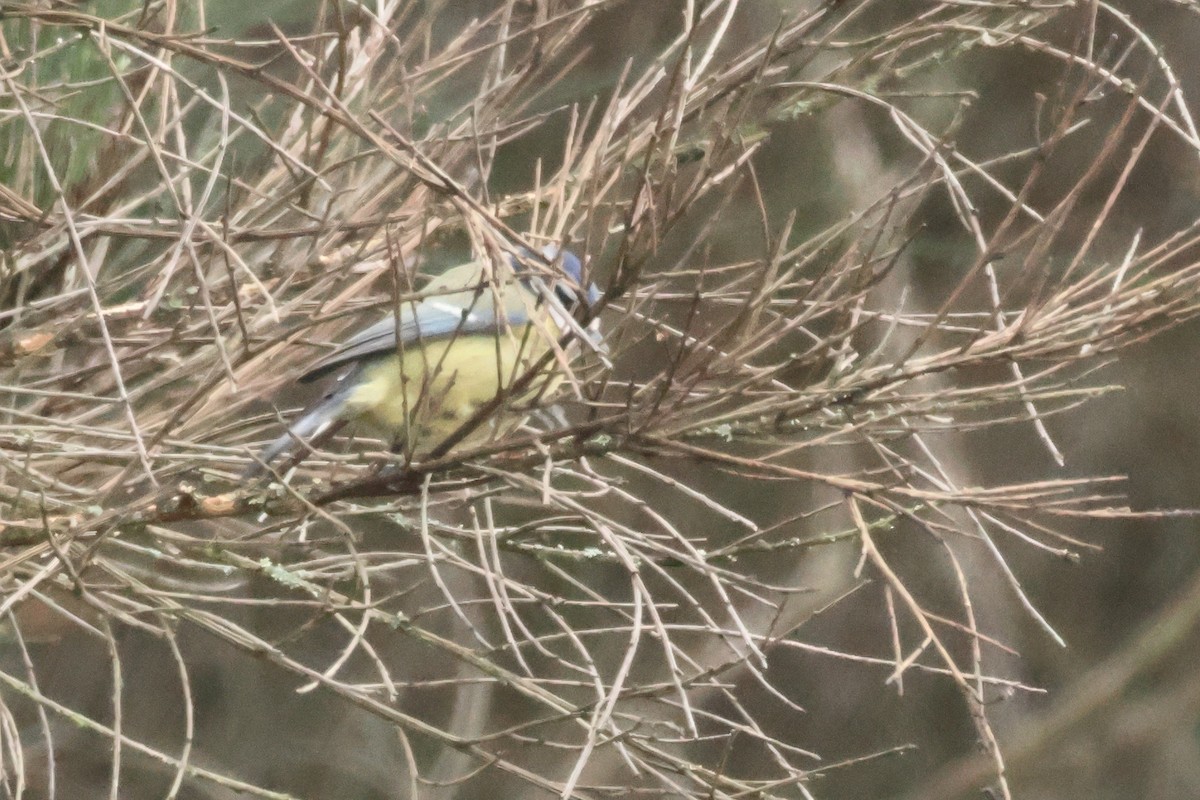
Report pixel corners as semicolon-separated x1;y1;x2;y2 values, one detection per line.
4;1;1200;799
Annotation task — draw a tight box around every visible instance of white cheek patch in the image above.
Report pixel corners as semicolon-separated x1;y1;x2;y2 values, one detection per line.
546;301;571;331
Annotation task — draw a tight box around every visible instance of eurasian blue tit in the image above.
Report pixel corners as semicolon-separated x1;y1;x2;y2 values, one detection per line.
246;247;601;476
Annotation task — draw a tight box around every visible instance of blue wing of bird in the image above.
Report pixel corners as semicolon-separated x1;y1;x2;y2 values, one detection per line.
298;285;518;383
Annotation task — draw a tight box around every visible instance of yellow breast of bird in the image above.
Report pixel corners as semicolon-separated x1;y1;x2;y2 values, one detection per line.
343;321;561;451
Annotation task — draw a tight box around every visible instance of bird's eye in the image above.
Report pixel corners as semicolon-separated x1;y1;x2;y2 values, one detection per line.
554;284;578;309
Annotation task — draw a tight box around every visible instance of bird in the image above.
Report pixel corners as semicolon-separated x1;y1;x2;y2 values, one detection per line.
244;246;602;477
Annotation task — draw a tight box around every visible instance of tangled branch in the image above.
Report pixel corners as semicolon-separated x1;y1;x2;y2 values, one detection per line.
2;1;1199;797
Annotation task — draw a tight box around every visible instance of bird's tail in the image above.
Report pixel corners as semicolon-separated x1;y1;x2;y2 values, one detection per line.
243;395;348;479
